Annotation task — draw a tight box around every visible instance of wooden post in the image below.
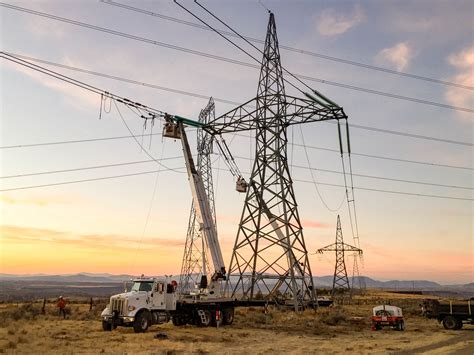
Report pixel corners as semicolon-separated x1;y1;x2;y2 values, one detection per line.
89;297;93;311
42;298;46;314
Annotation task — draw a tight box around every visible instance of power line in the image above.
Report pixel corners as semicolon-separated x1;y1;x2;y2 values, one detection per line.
0;132;161;149
2;131;472;171
0;52;164;116
290;143;474;171
292;178;473;202
0;156;182;179
2;166;472;201
4;52;472;147
0;169;183;192
1;4;473;113
347;123;473;146
101;0;473;90
2;152;472;190
175;0;309;96
3;52;241;107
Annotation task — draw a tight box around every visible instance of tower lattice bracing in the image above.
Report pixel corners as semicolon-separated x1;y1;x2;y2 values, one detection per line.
179;98;216;294
318;215;362;296
225;14;316;309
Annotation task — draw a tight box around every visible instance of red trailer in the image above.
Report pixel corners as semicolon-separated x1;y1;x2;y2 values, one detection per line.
371;305;405;331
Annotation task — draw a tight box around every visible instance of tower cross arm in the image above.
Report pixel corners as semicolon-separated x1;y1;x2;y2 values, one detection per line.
206;94;347;134
317;242;363;254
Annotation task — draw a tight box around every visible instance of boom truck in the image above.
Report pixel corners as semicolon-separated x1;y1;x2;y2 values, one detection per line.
101;115;248;332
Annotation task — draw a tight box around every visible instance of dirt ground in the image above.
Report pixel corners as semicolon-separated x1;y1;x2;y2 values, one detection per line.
0;292;472;354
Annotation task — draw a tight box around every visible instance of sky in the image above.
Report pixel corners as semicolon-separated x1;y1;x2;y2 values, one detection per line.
0;0;473;284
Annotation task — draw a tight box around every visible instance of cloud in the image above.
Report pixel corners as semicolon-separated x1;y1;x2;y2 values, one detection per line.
1;224;184;251
0;194;80;206
317;4;365;36
27;16;66;39
3;55;100;110
301;219;331;229
379;1;473;45
375;42;413;71
0;196;48;206
445;46;474;121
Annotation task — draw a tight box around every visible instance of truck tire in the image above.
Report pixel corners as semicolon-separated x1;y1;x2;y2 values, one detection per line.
455;319;463;330
197;310;211;327
102;320;113;331
442;316;459;330
222;308;235;325
133;310;151;333
172;315;185;326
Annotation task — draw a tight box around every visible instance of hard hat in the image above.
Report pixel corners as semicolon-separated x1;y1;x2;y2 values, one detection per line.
59;295;63;299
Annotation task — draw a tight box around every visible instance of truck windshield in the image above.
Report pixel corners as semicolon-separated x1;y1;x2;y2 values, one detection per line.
131;281;153;292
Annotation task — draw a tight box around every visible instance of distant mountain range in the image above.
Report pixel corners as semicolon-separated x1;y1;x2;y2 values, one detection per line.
0;273;472;289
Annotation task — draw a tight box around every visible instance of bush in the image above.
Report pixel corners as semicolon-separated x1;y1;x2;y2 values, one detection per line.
0;303;42;324
319;308;347;326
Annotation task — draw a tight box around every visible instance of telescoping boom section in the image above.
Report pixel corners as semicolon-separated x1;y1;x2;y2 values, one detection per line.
163;115;226;290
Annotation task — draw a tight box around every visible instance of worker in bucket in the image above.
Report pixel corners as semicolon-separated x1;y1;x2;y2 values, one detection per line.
57;296;67;319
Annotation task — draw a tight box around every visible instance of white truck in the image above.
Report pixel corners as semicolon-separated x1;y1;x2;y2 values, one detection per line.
101;117;242;332
101;275;236;332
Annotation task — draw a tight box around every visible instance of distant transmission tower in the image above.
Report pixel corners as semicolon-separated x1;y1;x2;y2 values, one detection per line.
179;98;216;294
351;254;366;294
317;215;362;296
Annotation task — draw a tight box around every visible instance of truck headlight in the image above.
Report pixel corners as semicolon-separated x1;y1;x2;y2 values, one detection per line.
128;305;136;311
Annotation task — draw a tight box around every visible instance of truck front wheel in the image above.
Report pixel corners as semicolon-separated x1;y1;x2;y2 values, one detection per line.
134;311;151;333
442;316;459;330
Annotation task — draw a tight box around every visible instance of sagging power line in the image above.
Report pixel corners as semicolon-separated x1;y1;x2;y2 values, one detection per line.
1;4;473;113
1;165;472;201
101;0;473;90
3;52;473;147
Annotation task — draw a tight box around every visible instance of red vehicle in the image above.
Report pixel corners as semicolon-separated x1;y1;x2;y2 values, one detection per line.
371;305;405;331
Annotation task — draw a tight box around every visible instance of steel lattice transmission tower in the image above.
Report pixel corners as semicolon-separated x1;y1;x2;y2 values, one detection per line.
179;98;216;295
223;14;328;309
190;12;349;309
317;215;362;296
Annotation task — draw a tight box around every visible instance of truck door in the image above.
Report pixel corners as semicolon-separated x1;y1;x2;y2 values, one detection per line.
152;282;165;309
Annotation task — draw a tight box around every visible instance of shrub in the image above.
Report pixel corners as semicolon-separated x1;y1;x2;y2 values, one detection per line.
320;308;347;326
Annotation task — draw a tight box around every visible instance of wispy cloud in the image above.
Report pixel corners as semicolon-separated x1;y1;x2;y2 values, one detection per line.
0;193;81;206
301;219;331;229
27;16;66;39
0;195;48;206
317;4;365;36
445;46;474;121
1;225;184;251
3;56;100;110
375;42;413;71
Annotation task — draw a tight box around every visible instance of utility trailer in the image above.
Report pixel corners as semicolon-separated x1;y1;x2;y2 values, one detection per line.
421;299;473;330
371;305;405;331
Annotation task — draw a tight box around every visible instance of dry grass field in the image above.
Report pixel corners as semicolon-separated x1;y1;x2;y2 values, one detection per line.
0;291;472;354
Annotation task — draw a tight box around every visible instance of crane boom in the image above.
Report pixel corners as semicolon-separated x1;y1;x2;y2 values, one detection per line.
166;119;226;283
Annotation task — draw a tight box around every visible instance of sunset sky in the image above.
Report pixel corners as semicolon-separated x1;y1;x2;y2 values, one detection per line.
1;0;472;284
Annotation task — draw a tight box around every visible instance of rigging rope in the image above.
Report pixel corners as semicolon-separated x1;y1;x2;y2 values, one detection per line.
299;125;345;212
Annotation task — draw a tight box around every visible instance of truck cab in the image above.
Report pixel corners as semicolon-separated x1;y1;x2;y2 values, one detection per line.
101;277;177;333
